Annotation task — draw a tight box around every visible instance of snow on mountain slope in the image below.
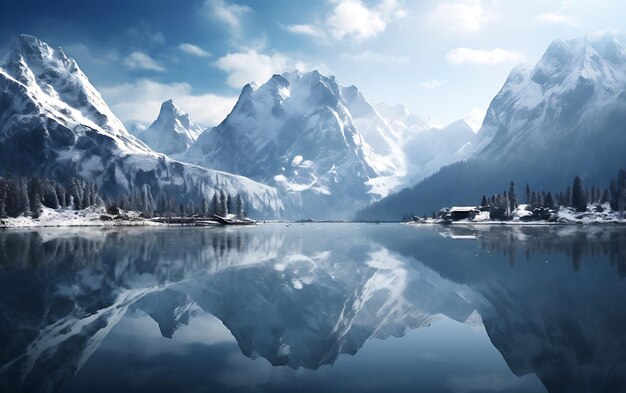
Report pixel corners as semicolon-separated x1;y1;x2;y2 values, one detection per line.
0;35;283;218
131;99;203;155
477;31;626;160
356;32;626;220
403;119;477;185
182;70;401;218
374;102;432;144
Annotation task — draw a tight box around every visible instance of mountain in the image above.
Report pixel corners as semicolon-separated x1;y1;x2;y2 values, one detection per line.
0;35;283;218
402;118;477;185
131;99;203;155
357;32;626;220
181;70;405;218
181;70;474;219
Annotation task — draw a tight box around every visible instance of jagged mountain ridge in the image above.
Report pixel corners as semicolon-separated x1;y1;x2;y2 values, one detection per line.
181;70;398;219
130;99;203;156
0;35;283;218
180;70;475;219
357;32;626;220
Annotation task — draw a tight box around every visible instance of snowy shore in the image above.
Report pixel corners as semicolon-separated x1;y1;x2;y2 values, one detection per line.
0;207;158;228
412;204;625;226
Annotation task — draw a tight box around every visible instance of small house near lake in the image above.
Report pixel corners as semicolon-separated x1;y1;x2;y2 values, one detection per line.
447;206;481;221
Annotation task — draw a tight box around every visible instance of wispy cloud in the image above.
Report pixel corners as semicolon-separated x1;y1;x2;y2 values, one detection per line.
179;43;211;57
419;79;448;89
204;0;252;31
284;24;326;39
425;0;489;33
342;51;409;65
445;48;526;66
214;50;291;88
464;107;486;132
533;1;579;27
101;79;237;126
533;12;578;26
123;51;166;72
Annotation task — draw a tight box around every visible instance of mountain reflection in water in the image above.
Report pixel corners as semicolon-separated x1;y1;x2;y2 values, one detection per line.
0;224;625;393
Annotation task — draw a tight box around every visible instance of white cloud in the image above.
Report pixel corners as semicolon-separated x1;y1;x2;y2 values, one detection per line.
445;48;526;66
214;50;290;88
204;0;252;31
62;43;120;65
533;12;578;26
285;24;326;39
342;51;409;65
327;0;406;41
123;51;166;72
464;107;486;132
419;79;448;89
179;43;211;57
426;0;488;33
100;79;237;126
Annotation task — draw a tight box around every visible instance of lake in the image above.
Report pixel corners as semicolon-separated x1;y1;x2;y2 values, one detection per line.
1;223;625;393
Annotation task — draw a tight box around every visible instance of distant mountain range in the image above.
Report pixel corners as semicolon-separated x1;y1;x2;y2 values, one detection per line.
357;31;626;220
2;33;623;219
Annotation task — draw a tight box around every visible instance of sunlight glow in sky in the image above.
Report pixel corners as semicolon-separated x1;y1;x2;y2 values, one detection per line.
3;0;626;128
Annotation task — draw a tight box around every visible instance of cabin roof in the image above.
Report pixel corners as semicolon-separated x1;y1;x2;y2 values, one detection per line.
449;206;479;212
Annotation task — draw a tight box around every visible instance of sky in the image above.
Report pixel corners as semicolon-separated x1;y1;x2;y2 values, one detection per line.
2;0;626;129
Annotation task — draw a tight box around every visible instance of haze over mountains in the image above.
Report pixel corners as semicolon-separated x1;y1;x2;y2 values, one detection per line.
1;32;625;219
358;31;626;220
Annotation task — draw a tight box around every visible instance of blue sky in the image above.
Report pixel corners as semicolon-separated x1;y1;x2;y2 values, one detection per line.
3;0;626;128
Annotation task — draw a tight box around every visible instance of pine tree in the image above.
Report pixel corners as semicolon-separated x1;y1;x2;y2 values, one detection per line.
508;181;517;211
525;184;530;204
530;192;538;209
31;191;42;218
82;189;90;210
200;197;208;217
219;191;227;216
565;186;572;207
601;189;610;204
211;191;219;216
227;194;235;216
590;187;596;204
0;178;7;218
572;175;587;212
481;195;488;207
19;178;30;216
236;194;244;219
544;192;554;209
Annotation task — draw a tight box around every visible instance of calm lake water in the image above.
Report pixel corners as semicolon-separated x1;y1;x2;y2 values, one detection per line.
1;223;625;393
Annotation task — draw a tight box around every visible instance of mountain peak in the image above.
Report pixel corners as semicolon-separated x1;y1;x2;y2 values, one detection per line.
132;100;204;156
158;98;186;118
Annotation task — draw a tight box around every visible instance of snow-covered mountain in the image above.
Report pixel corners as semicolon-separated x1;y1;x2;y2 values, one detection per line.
181;70;475;218
357;32;626;220
0;35;283;218
182;70;405;218
402;118;477;185
131;99;203;155
477;31;626;160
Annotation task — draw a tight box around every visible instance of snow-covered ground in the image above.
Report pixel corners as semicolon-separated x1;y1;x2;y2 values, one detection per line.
0;207;158;228
413;204;625;226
